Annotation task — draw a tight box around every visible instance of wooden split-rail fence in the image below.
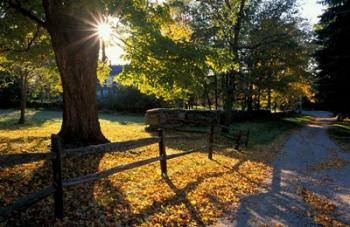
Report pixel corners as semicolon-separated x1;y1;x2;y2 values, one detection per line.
0;126;215;219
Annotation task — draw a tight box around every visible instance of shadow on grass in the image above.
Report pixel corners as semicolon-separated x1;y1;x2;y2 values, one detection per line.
3;146;248;225
0;109;61;130
123;159;245;226
0;109;145;131
99;112;144;125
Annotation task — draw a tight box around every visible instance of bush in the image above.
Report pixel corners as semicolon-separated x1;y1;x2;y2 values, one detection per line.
0;78;19;108
97;85;167;113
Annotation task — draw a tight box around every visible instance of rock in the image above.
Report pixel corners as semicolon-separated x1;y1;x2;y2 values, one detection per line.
144;108;220;130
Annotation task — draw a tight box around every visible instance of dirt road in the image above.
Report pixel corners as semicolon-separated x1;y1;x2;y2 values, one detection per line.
233;111;350;226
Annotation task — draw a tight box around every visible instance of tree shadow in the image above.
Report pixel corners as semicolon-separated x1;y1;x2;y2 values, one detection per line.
234;159;350;225
2;116;298;225
120;160;245;226
0;109;61;130
0;109;145;131
234;166;316;226
3;146;134;225
99;112;144;125
2;132;283;225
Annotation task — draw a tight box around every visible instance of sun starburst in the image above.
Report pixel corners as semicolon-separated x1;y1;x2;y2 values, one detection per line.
97;22;112;40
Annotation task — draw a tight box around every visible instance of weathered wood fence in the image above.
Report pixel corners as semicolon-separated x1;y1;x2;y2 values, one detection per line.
0;126;215;219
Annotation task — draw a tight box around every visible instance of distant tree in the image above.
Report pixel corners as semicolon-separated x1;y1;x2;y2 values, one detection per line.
29;64;61;104
0;53;60;124
315;0;350;119
0;11;55;124
187;0;248;124
242;4;315;112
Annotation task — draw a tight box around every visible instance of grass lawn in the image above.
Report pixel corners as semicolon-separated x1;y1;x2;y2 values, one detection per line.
229;115;312;147
328;120;350;152
0;109;308;225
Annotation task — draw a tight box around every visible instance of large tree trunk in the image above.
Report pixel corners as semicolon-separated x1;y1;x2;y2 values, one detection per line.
43;1;108;145
18;73;27;124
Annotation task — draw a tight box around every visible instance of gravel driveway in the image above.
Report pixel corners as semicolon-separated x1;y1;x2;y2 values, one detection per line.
232;111;350;226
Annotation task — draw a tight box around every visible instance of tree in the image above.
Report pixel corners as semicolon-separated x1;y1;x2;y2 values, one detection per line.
1;0;117;144
117;0;315;116
117;1;209;103
187;0;248;124
189;0;306;124
315;0;350;119
0;8;53;124
241;4;315;112
0;53;61;124
29;64;62;105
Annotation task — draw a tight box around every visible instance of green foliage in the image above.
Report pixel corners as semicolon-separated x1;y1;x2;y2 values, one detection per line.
0;0;317;114
241;7;315;110
115;0;210;101
97;61;112;86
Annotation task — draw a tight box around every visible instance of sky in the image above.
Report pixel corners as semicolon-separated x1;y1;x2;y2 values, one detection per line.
106;0;325;65
299;0;325;25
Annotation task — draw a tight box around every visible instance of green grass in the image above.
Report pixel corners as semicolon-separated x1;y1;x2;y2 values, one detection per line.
328;121;350;151
228;115;311;147
0;109;144;127
0;109;147;153
0;109;310;150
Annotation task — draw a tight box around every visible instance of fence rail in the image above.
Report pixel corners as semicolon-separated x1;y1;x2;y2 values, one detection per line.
63;156;164;187
63;137;160;158
0;126;215;220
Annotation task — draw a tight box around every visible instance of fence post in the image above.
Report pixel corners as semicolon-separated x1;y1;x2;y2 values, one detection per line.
51;134;64;219
208;125;214;160
158;129;167;177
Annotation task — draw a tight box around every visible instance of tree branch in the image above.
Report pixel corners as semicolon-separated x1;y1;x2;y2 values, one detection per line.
25;25;41;51
0;25;42;53
239;32;293;50
8;0;47;28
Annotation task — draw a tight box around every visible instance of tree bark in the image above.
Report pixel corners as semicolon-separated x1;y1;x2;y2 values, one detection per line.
222;0;246;125
43;1;108;145
267;88;272;111
214;74;218;110
256;88;261;111
203;81;212;110
247;83;253;113
18;73;27;124
222;72;234;124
